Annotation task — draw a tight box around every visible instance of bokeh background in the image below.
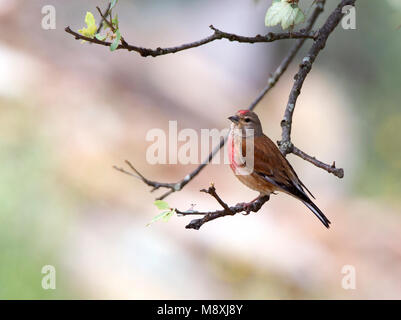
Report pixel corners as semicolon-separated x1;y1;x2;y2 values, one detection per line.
0;0;400;299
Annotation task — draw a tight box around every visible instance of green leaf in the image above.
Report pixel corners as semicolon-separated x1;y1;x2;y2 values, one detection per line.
265;0;305;30
95;33;106;41
110;0;119;9
293;7;305;26
78;12;97;40
154;200;170;210
162;209;175;222
112;14;119;29
147;211;170;226
281;4;305;29
147;209;175;226
147;200;175;226
265;1;290;28
110;29;121;51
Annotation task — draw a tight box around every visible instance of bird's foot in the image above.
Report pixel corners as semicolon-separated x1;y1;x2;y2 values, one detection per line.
241;203;253;215
236;195;270;215
236;198;259;215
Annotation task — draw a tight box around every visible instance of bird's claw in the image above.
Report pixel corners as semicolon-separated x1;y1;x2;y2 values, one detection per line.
236;202;255;215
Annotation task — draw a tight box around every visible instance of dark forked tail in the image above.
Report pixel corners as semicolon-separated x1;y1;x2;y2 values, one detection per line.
254;170;331;228
302;199;331;229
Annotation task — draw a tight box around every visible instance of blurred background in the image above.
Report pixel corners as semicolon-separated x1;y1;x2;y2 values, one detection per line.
0;0;400;299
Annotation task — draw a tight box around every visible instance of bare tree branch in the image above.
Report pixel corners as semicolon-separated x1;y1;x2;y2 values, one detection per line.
175;185;270;230
65;24;316;57
291;145;344;178
113;160;185;200
113;1;326;200
279;0;357;177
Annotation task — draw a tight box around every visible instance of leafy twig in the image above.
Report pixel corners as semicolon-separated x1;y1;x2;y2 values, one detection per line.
65;23;315;57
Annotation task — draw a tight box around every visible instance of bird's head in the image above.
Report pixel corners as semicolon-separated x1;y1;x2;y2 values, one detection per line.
228;110;263;136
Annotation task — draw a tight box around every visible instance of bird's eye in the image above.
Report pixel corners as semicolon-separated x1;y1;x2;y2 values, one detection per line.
244;118;251;123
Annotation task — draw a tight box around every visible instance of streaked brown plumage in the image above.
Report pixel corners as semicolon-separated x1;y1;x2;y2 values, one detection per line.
227;110;331;228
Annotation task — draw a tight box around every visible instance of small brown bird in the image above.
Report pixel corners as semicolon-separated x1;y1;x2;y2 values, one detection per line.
227;110;331;228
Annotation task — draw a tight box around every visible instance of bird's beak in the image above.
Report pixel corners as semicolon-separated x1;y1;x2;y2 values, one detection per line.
228;115;239;124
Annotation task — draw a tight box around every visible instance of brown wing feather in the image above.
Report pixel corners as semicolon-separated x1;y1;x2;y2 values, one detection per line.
242;135;307;199
241;134;331;228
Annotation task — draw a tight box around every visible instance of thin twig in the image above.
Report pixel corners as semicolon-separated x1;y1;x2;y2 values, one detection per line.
96;2;111;34
292;145;344;178
96;6;115;32
113;160;179;200
65;24;315;57
175;185;270;230
96;5;129;47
